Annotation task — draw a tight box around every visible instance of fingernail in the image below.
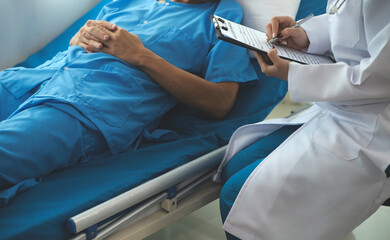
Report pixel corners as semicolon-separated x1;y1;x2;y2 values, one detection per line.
112;24;116;29
277;33;283;38
281;40;287;45
103;35;109;40
272;33;276;39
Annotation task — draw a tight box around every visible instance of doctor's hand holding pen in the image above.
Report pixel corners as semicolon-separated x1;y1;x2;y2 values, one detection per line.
253;15;311;81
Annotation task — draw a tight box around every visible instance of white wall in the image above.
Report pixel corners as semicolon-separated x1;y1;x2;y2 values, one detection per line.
0;0;101;70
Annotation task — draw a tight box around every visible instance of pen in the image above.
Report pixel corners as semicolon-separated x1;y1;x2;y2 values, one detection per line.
268;13;314;44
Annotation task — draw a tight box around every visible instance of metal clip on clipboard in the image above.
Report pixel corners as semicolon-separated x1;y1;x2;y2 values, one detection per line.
211;16;219;29
211;15;274;65
211;16;229;31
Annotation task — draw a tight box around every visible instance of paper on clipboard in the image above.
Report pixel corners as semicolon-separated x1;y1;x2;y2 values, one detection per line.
212;15;334;65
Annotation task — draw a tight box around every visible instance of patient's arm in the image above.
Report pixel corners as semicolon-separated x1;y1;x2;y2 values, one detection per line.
138;55;240;120
96;27;239;120
69;20;117;53
143;61;240;120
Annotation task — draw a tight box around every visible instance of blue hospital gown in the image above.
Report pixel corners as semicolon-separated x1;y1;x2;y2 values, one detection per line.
1;0;257;155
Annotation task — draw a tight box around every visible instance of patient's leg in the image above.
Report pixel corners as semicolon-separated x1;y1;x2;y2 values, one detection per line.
0;104;107;206
220;125;301;184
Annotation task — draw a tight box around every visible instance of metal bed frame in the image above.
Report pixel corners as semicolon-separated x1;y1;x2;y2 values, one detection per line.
69;146;227;240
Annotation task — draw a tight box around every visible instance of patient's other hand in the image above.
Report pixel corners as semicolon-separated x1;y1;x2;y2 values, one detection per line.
70;20;117;53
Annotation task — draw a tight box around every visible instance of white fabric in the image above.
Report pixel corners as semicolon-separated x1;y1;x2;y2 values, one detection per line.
235;0;301;32
217;0;390;239
299;14;331;55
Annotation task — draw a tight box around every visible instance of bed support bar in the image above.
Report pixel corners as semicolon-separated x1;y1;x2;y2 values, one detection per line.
67;146;227;235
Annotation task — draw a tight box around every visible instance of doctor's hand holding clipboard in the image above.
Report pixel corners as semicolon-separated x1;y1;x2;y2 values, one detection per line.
254;14;313;81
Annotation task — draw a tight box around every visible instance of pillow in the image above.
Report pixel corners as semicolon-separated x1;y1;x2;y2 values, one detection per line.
235;0;301;32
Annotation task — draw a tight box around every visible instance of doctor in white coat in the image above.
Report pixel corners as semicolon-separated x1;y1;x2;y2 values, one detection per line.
216;0;390;239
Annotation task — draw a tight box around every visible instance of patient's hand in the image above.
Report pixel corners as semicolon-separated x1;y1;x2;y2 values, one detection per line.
95;27;149;67
70;20;117;53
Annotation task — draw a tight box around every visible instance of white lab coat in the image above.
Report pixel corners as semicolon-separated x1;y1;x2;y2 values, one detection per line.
216;0;390;239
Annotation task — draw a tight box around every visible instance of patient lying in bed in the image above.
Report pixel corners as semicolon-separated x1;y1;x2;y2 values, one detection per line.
0;0;257;206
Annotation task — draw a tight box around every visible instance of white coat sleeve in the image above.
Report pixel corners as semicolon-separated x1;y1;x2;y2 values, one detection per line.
288;6;390;105
300;14;331;55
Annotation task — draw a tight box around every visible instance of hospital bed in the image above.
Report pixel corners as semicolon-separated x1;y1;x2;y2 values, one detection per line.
0;0;331;239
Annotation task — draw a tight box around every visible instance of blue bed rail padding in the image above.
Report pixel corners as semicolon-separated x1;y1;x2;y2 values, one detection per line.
67;219;77;236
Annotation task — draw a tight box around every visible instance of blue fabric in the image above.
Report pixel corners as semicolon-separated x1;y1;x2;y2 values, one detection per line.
0;0;258;206
0;1;289;239
0;67;286;240
221;159;263;240
0;78;108;205
0;105;108;206
0;135;221;240
296;0;328;19
2;0;257;155
0;76;37;120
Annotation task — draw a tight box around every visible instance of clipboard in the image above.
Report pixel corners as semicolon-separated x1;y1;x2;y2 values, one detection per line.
211;15;335;65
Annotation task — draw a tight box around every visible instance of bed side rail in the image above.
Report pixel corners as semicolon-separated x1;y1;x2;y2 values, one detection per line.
67;145;227;235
